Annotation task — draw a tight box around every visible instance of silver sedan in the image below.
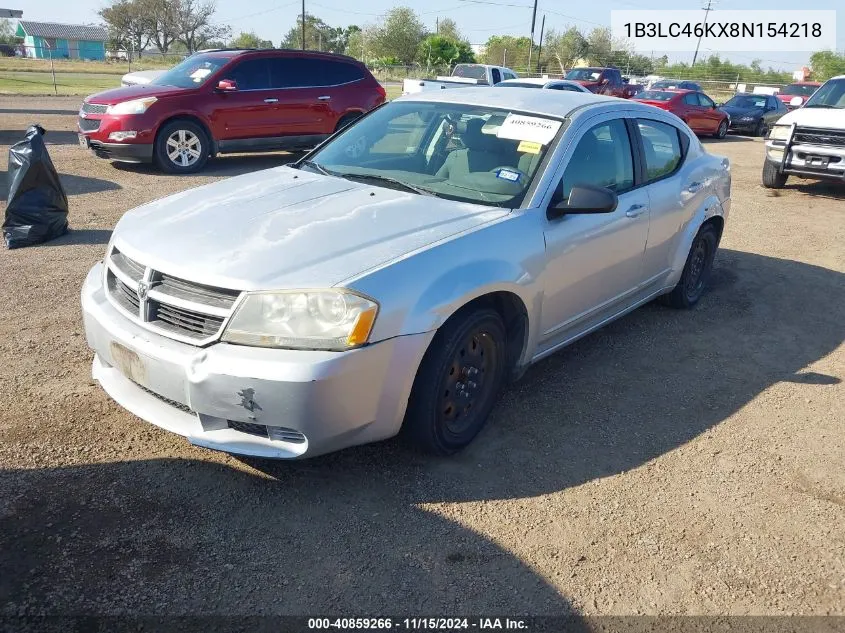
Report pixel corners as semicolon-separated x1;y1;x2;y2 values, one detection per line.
81;88;731;459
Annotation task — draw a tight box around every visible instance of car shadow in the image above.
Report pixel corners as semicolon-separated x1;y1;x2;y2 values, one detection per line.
784;180;845;201
0;108;79;116
702;134;758;143
0;250;842;617
0;174;120;202
30;228;113;247
0;130;81;147
111;152;304;178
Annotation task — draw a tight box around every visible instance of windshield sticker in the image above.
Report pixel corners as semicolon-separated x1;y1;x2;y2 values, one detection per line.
190;68;212;81
517;140;542;154
496;168;521;182
497;114;562;145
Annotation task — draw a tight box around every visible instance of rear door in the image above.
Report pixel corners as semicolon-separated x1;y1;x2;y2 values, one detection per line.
681;92;703;131
212;57;278;140
267;57;335;137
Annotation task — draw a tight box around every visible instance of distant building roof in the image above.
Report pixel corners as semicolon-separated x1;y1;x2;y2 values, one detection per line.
16;21;108;42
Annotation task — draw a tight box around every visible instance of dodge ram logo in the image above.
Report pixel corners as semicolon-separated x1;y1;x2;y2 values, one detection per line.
136;280;149;301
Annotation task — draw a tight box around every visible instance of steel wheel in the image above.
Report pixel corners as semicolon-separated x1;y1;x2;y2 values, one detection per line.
166;129;202;168
716;119;727;139
684;237;710;302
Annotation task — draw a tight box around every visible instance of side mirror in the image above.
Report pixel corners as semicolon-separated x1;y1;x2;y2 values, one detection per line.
548;184;618;219
600;78;610;85
216;79;238;92
790;96;803;107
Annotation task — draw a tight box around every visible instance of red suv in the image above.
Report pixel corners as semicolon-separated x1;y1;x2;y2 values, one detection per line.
632;89;729;138
78;49;387;173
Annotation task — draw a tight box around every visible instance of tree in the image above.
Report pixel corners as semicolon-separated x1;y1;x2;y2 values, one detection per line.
417;34;474;71
229;31;273;49
543;26;587;73
144;0;180;54
99;0;153;57
174;0;230;53
482;35;531;71
810;51;845;81
0;18;19;46
584;27;613;66
280;13;336;51
371;7;425;65
436;17;462;43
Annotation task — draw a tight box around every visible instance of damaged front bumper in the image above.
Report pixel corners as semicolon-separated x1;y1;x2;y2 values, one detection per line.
81;263;433;459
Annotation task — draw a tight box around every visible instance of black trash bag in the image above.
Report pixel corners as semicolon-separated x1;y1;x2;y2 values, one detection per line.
3;124;69;249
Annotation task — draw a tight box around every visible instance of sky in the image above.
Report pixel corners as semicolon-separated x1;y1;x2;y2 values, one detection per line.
14;0;845;70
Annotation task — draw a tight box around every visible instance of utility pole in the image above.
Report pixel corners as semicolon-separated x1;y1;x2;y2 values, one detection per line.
301;0;306;50
691;0;712;66
436;17;439;35
526;0;538;74
536;14;545;74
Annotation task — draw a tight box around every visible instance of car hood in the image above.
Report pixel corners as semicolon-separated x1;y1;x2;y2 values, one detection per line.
772;107;845;128
720;105;763;118
86;83;186;104
112;166;509;291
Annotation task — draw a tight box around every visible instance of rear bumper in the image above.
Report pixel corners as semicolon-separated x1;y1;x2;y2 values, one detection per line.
89;140;154;163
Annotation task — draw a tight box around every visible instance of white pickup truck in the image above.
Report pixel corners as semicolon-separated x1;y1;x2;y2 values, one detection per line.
402;63;518;95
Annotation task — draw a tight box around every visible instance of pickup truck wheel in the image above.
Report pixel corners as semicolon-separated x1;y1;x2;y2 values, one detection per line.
660;224;719;309
762;159;788;189
154;120;209;174
403;308;507;456
713;119;728;139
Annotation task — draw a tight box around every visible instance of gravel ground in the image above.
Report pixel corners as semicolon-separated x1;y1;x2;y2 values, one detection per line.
0;96;843;619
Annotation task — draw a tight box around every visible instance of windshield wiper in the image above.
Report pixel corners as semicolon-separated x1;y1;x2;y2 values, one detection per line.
337;173;436;197
297;159;334;176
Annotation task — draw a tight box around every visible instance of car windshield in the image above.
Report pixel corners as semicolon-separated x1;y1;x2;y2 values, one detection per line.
781;84;819;96
498;82;543;89
302;101;563;208
724;95;767;109
151;53;231;88
803;78;845;109
636;90;675;101
565;69;601;81
452;64;488;83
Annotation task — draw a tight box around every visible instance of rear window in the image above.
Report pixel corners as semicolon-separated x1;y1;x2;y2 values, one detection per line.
637;119;683;182
452;64;488;82
565;68;602;81
636;90;675;101
781;84;818;97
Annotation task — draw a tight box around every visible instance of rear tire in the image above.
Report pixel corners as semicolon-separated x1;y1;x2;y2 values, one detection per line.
660;223;719;309
335;112;362;133
154;119;209;174
402;308;507;456
713;119;727;139
762;159;788;189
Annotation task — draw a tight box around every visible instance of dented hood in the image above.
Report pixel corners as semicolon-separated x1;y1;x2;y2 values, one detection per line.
112;166;508;290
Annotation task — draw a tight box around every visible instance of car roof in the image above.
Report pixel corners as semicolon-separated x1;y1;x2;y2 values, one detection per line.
193;48;363;64
397;86;658;119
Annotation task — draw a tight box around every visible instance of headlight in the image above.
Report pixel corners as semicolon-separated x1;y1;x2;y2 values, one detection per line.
222;290;379;351
768;124;791;141
106;97;158;115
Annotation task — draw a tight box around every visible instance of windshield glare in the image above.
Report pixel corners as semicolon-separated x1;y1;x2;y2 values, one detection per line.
565;69;601;81
804;79;845;108
724;95;767;109
636;90;675;101
151;53;230;88
782;84;818;96
305;101;563;208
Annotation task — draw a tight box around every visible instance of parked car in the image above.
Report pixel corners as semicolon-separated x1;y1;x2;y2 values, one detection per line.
776;81;822;109
762;75;845;189
563;67;640;98
402;63;517;95
632;89;729;138
650;80;702;92
495;78;592;93
78;48;387;173
81;88;731;459
719;93;788;137
120;69;167;87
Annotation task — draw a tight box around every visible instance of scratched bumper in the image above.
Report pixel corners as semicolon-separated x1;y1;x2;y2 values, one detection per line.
81;262;433;459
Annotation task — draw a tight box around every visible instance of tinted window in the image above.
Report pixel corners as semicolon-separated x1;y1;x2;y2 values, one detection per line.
491;69;502;84
637;119;683;181
559;119;634;199
682;93;699;105
637;90;675;101
270;58;364;88
697;93;715;107
227;58;271;90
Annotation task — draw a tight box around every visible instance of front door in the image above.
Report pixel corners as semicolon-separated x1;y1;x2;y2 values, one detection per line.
212;57;279;140
539;116;650;348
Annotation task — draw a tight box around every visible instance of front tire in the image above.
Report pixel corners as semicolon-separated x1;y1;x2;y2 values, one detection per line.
402;308;507;456
661;224;719;309
754;120;768;137
154;120;209;174
762;159;788;189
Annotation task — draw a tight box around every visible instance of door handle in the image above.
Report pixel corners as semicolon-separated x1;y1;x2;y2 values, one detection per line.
625;204;646;218
687;181;703;193
317;95;331;101
264;98;279;104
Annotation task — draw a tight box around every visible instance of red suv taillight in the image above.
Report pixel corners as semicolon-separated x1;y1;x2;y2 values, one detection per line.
376;83;387;101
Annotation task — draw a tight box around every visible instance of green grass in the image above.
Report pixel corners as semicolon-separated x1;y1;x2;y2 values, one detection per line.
0;57;177;75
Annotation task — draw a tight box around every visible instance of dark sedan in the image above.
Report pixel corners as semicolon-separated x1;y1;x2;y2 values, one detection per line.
719;93;788;136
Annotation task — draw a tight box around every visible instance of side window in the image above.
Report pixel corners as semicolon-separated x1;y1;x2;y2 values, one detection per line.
270;58;310;88
682;93;699;106
320;60;366;85
226;58;271;90
491;68;502;84
558;119;634;200
637;119;683;182
698;93;715;108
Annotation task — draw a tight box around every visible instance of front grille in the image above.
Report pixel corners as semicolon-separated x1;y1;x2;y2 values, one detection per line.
105;246;241;344
78;117;100;132
793;127;845;148
228;420;268;438
134;381;193;414
81;102;108;115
